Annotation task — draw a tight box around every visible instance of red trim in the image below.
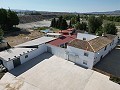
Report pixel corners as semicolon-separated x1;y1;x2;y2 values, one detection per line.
48;35;76;46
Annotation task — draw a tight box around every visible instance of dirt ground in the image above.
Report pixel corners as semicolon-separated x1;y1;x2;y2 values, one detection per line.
4;29;44;47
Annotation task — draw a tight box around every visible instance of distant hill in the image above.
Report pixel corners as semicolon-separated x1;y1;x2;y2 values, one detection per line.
10;9;120;23
9;9;120;16
88;10;120;15
19;15;43;23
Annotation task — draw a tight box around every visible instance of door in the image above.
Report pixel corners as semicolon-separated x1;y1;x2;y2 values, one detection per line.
68;54;76;62
13;58;21;68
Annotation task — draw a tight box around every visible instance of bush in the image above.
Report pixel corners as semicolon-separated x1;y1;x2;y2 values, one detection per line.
0;28;4;41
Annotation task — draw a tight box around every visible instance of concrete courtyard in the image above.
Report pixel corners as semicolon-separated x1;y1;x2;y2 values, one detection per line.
0;53;116;90
1;53;118;90
94;43;120;77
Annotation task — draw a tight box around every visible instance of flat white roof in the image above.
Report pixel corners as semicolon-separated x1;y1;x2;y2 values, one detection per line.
15;36;56;47
1;53;119;90
46;33;61;36
0;37;55;61
0;48;36;61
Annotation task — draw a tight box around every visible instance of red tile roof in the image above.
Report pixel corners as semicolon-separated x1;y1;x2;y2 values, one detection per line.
59;28;75;34
48;35;76;46
59;30;71;34
68;39;94;52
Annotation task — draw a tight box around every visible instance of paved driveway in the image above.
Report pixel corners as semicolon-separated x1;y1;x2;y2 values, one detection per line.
94;43;120;77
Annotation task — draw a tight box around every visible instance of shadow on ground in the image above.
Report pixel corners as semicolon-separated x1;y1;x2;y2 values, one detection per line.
4;29;31;37
9;53;53;76
94;44;120;77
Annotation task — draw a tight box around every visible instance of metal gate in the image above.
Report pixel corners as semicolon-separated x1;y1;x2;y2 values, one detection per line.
13;57;21;68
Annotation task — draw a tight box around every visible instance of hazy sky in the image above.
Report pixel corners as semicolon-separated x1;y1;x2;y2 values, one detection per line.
0;0;120;12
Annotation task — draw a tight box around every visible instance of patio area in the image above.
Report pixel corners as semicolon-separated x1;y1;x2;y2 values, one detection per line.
3;53;119;90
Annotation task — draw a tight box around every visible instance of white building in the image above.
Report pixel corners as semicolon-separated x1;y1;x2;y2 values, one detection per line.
77;33;98;41
0;33;118;70
45;33;62;38
0;37;55;70
67;33;118;69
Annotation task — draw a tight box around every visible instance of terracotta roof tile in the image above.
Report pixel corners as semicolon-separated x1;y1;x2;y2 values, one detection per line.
104;34;116;40
68;35;117;52
68;39;94;52
88;37;112;52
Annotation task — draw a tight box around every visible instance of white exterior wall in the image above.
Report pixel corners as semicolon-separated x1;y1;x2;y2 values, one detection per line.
3;44;47;70
20;44;47;64
6;60;14;70
0;58;14;71
67;46;95;69
2;60;8;69
77;33;98;41
47;44;67;59
94;36;118;65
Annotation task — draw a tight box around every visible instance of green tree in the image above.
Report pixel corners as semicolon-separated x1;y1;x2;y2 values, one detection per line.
50;18;56;27
103;23;117;35
95;27;103;36
71;17;76;25
0;28;4;41
60;19;68;30
52;16;68;30
0;8;19;31
56;16;63;28
7;9;19;29
81;22;87;31
0;8;7;30
75;22;81;30
88;16;103;33
76;14;80;22
68;20;72;28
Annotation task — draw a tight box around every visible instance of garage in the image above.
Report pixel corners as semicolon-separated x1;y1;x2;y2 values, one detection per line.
13;58;21;68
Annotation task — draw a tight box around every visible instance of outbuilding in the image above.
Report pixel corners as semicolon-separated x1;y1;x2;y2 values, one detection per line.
0;37;56;70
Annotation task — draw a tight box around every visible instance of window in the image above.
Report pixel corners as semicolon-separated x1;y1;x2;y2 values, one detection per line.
25;55;28;58
83;38;86;40
84;52;89;57
104;46;107;51
83;60;87;65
